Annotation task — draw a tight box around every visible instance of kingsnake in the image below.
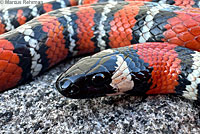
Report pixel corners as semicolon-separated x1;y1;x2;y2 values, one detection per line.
1;0;199;35
1;0;200;102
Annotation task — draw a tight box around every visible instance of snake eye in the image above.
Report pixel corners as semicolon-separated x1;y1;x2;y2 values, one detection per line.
92;73;106;86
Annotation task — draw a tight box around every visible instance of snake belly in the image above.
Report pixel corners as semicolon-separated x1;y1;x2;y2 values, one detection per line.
56;42;200;101
0;1;200;92
0;0;200;34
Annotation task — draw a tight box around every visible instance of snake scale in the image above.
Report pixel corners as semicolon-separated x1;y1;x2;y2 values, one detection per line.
1;0;200;102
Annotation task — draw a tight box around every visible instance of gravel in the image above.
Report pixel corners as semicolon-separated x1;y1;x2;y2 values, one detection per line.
1;58;200;133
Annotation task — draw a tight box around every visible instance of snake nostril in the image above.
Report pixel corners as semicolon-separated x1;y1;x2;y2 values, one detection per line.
60;79;71;89
55;78;71;93
56;78;80;96
57;79;71;90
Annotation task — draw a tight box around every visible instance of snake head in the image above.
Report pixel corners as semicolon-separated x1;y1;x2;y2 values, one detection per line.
56;47;152;99
56;49;121;99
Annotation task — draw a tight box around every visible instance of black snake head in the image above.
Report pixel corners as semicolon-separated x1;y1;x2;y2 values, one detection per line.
56;46;153;99
56;49;123;99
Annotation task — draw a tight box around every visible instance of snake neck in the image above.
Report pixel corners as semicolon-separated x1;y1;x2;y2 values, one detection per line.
111;44;200;101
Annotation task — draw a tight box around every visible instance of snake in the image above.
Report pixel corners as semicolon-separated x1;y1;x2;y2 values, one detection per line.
0;0;200;34
1;0;200;102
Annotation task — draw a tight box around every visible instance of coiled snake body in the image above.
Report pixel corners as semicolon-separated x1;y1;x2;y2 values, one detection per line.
1;0;200;101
